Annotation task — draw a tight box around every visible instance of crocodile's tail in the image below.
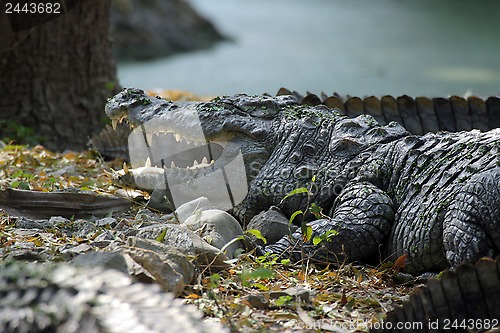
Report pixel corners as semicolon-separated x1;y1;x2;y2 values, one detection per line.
277;88;500;135
370;256;500;333
0;261;228;333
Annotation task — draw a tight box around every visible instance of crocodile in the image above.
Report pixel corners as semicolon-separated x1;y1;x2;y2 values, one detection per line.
0;260;228;333
370;256;500;333
91;89;500;161
105;88;500;274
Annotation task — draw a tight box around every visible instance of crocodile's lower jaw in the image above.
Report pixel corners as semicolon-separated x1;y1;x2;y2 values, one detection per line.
118;143;235;190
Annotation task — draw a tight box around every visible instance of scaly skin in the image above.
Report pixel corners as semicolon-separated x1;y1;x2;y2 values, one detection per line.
266;129;500;273
105;88;500;274
0;261;228;333
370;256;500;333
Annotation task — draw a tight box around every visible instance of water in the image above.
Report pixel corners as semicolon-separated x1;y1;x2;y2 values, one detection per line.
117;0;500;97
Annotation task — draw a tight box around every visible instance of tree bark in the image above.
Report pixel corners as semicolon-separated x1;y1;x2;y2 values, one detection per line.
0;0;118;150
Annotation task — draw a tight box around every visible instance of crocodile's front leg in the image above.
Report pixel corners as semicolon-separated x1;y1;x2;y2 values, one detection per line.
265;182;394;264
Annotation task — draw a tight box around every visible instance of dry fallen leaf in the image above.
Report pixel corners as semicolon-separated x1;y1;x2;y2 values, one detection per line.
391;253;408;272
185;293;201;299
340;289;348;306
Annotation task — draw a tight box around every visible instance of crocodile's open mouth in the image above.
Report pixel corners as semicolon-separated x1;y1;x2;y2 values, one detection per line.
108;96;253;210
139;131;226;170
120;127;249;211
161;143;223;169
129;129;231;174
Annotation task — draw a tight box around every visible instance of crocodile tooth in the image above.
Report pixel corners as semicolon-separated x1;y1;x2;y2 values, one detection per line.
145;157;151;167
170;161;176;169
123;162;129;174
175;133;182;142
211;160;215;164
193;160;199;166
112;119;118;130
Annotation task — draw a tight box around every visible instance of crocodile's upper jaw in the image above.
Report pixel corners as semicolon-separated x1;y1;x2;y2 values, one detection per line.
110;90;273;170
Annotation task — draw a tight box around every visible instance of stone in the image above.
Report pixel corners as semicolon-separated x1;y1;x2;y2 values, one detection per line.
73;221;99;239
15;216;54;229
175;197;211;223
136;223;230;271
136;224;196;256
126;236;195;285
60;243;93;259
95;217;118;227
246;206;298;247
71;251;129;274
183;209;244;259
121;245;191;296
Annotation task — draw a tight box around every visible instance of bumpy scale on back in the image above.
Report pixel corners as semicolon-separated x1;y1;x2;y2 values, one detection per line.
0;261;228;333
370;256;500;333
105;88;500;275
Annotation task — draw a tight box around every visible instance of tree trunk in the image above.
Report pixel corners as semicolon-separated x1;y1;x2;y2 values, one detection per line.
0;0;118;151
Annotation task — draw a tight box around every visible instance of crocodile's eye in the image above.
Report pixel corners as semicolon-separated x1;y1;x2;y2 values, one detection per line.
329;138;362;156
366;127;388;139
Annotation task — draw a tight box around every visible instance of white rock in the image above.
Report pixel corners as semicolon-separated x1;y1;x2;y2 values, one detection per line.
183;209;244;259
174;197;211;223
